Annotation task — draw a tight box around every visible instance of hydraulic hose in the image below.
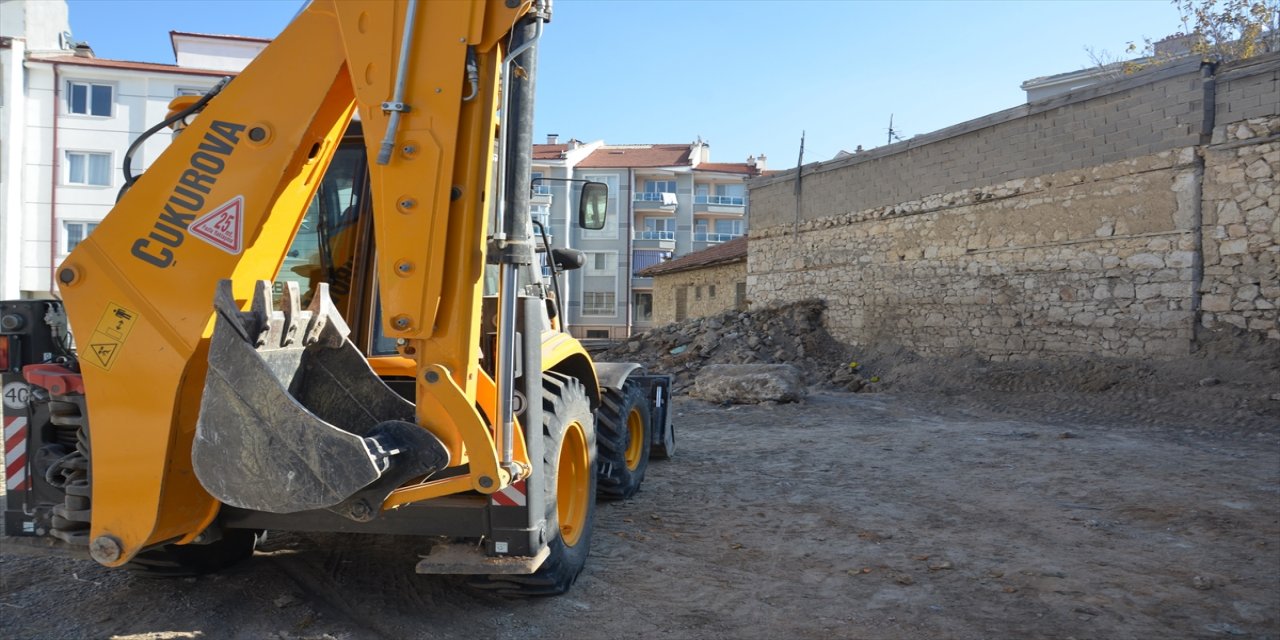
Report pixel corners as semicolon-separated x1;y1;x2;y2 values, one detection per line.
376;0;419;165
117;77;230;202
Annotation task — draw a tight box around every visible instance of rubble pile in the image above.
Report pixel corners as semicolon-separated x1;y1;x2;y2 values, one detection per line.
598;300;862;396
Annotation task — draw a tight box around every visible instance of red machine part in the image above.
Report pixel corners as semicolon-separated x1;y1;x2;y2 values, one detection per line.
23;364;86;396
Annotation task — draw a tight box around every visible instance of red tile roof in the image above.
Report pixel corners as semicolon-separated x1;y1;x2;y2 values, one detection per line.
579;144;693;168
533;143;568;160
638;235;748;277
694;162;761;176
27;54;233;77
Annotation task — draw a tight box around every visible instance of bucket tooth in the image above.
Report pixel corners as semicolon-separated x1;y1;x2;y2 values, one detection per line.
193;280;447;517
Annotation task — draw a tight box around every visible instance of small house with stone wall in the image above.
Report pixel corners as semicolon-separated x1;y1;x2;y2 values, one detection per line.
638;235;748;325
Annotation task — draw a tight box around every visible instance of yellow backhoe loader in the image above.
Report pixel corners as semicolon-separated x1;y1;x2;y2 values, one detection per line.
0;0;673;596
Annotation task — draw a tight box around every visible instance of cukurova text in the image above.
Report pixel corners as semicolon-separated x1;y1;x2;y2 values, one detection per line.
131;121;246;268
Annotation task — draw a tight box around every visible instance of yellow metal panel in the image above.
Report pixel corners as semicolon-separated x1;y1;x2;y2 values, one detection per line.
60;4;356;563
330;0;521;491
56;0;539;563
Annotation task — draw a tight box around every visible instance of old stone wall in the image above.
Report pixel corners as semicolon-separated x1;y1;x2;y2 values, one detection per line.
747;53;1279;359
651;261;747;325
1200;114;1278;340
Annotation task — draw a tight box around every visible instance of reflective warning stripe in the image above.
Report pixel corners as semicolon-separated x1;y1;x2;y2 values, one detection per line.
3;416;28;491
490;479;527;507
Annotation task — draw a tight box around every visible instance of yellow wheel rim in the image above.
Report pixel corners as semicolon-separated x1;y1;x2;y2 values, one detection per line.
557;420;589;548
624;408;644;471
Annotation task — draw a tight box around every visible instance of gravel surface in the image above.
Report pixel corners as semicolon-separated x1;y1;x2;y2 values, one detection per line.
3;389;1277;639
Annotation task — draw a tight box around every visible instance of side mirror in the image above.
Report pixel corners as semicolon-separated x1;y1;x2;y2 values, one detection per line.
551;247;585;271
578;181;607;230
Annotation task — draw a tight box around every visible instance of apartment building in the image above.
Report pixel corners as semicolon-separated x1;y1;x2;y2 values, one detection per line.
0;0;261;298
532;136;764;339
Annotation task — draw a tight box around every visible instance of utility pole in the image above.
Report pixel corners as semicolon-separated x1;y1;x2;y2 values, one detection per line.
792;131;805;238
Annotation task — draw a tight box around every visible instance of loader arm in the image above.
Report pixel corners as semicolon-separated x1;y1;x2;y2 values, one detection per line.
58;0;528;565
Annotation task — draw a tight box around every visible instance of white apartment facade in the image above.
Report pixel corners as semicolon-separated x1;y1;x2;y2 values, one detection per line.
532;136;764;339
0;0;264;299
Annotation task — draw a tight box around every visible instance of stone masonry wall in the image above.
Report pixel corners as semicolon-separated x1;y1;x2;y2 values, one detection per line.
1200;115;1278;340
750;150;1200;358
651;261;747;325
747;54;1279;359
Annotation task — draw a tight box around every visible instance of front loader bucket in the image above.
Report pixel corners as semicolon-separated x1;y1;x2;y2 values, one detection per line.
192;280;447;521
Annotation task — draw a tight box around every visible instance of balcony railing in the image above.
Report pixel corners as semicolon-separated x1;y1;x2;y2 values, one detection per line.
694;232;741;243
694;194;745;206
634;192;678;206
633;230;675;241
532;183;552;196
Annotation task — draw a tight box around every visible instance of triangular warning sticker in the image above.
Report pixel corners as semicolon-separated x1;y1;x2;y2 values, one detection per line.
90;343;117;367
189;196;245;254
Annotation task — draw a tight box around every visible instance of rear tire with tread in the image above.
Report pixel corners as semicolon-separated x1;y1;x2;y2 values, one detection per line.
595;381;650;500
470;372;597;596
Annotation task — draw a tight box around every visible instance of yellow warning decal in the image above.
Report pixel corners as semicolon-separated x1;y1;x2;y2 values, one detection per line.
83;302;138;371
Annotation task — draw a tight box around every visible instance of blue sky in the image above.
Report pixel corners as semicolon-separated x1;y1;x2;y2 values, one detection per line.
66;0;1185;166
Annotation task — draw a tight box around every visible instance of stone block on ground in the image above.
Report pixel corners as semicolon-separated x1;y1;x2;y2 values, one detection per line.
692;364;807;404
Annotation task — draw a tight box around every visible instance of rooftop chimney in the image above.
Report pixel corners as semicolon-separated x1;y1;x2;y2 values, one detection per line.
73;42;95;58
547;133;559;144
751;154;767;171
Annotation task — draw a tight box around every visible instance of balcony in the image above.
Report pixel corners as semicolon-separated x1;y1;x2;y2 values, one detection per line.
531;182;553;204
693;194;745;214
531;215;554;244
633;191;678;212
694;232;740;243
692;232;741;251
632;229;676;250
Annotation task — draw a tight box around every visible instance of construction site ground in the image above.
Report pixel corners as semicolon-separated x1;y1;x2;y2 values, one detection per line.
3;379;1278;639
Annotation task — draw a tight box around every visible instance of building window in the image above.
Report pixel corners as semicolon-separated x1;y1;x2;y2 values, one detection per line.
696;218;743;243
585;251;616;276
709;285;716;298
531;203;551;235
633;292;653;323
63;221;99;254
532;171;552;195
583;291;616;316
696;182;745;206
586;329;610;339
636;180;678;205
67;81;113;117
644;179;676;194
715;219;743;236
634;217;675;241
715;183;745;199
645;217;675;232
66;151;112;186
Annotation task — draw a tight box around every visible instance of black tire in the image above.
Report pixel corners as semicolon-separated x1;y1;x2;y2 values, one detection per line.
125;528;261;578
471;373;598;596
595;381;651;500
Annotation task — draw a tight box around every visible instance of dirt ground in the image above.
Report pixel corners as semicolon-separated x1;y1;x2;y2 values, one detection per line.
2;386;1277;640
